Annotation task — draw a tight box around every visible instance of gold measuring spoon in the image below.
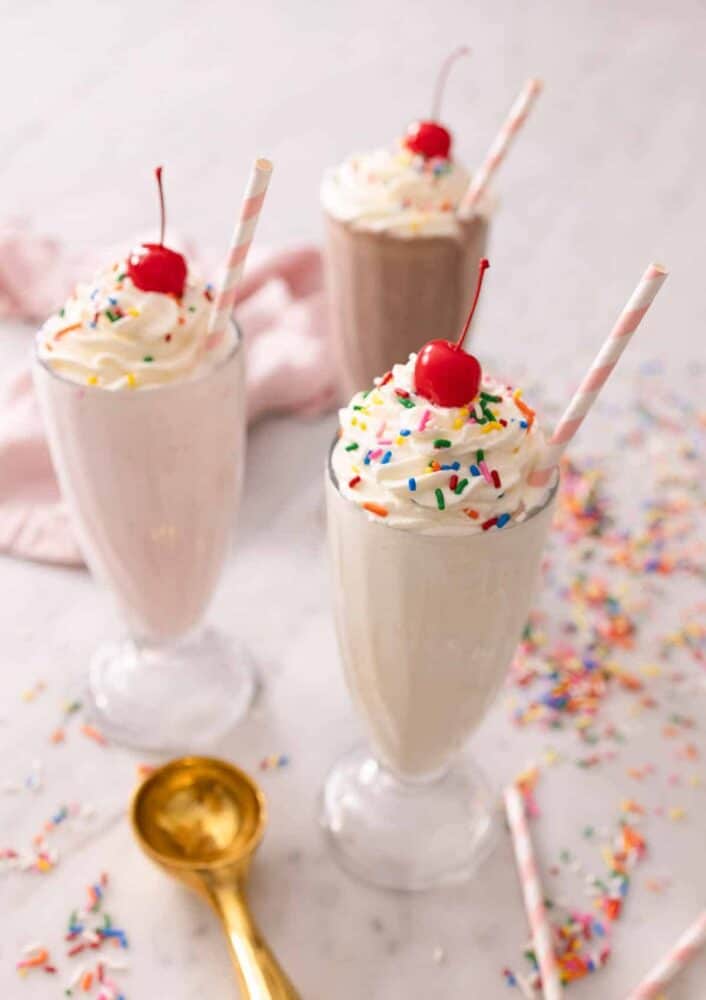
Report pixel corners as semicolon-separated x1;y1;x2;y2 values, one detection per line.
131;756;300;999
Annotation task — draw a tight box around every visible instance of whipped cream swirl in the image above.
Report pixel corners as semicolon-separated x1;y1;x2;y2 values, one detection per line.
331;354;550;534
321;145;490;238
37;259;232;390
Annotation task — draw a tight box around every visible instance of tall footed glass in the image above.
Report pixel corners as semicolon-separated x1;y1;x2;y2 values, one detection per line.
33;321;253;751
322;452;557;890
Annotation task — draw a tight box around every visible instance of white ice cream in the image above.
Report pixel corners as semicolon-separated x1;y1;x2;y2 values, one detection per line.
37;259;232;389
321;145;490;238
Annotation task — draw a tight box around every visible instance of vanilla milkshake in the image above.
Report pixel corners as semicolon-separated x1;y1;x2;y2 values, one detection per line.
33;169;253;750
321;276;557;886
328;355;554;777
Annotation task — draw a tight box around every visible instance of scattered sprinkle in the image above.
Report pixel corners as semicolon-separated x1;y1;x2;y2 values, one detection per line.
80;724;107;747
259;754;290;771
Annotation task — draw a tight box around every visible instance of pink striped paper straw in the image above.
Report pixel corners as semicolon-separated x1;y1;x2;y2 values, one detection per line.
528;262;668;489
625;911;706;999
459;78;543;217
206;157;273;350
504;784;563;1000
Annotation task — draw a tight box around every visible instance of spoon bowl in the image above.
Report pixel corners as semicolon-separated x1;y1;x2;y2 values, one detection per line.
131;756;299;999
132;755;264;870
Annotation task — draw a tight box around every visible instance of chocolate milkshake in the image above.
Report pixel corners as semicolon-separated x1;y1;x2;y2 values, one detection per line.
322;48;493;397
323;201;489;399
322;55;545;399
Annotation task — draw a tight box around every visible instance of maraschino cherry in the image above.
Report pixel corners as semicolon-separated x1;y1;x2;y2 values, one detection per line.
127;167;187;298
404;46;470;160
414;258;489;407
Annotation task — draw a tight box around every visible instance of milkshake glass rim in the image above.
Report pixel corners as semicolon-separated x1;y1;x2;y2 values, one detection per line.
327;434;559;535
321;204;495;237
34;317;242;396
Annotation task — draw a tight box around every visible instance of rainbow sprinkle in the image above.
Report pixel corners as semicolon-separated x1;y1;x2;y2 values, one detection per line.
15;874;129;998
259;754;290;771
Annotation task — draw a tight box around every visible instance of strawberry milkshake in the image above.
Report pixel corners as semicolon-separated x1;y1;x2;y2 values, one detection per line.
33;168;256;750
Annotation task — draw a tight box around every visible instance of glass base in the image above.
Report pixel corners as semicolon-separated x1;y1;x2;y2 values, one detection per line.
86;627;256;752
320;746;497;891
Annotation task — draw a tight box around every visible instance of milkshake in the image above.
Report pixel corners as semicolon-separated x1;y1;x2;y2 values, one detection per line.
321;262;557;888
321;49;495;397
327;362;553;773
322;143;490;399
33;168;253;750
34;288;242;640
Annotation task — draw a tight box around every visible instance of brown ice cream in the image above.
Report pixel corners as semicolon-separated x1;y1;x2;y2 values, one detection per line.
324;212;489;398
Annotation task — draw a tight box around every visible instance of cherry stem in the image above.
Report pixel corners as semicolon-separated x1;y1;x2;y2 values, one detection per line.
456;258;490;351
431;45;471;121
155;166;165;246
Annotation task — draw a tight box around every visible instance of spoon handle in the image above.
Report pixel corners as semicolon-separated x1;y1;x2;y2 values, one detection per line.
209;880;301;1000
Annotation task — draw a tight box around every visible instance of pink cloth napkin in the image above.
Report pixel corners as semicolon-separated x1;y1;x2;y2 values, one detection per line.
0;224;336;566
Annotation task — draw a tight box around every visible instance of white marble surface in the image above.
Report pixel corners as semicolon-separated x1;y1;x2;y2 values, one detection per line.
1;1;705;998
